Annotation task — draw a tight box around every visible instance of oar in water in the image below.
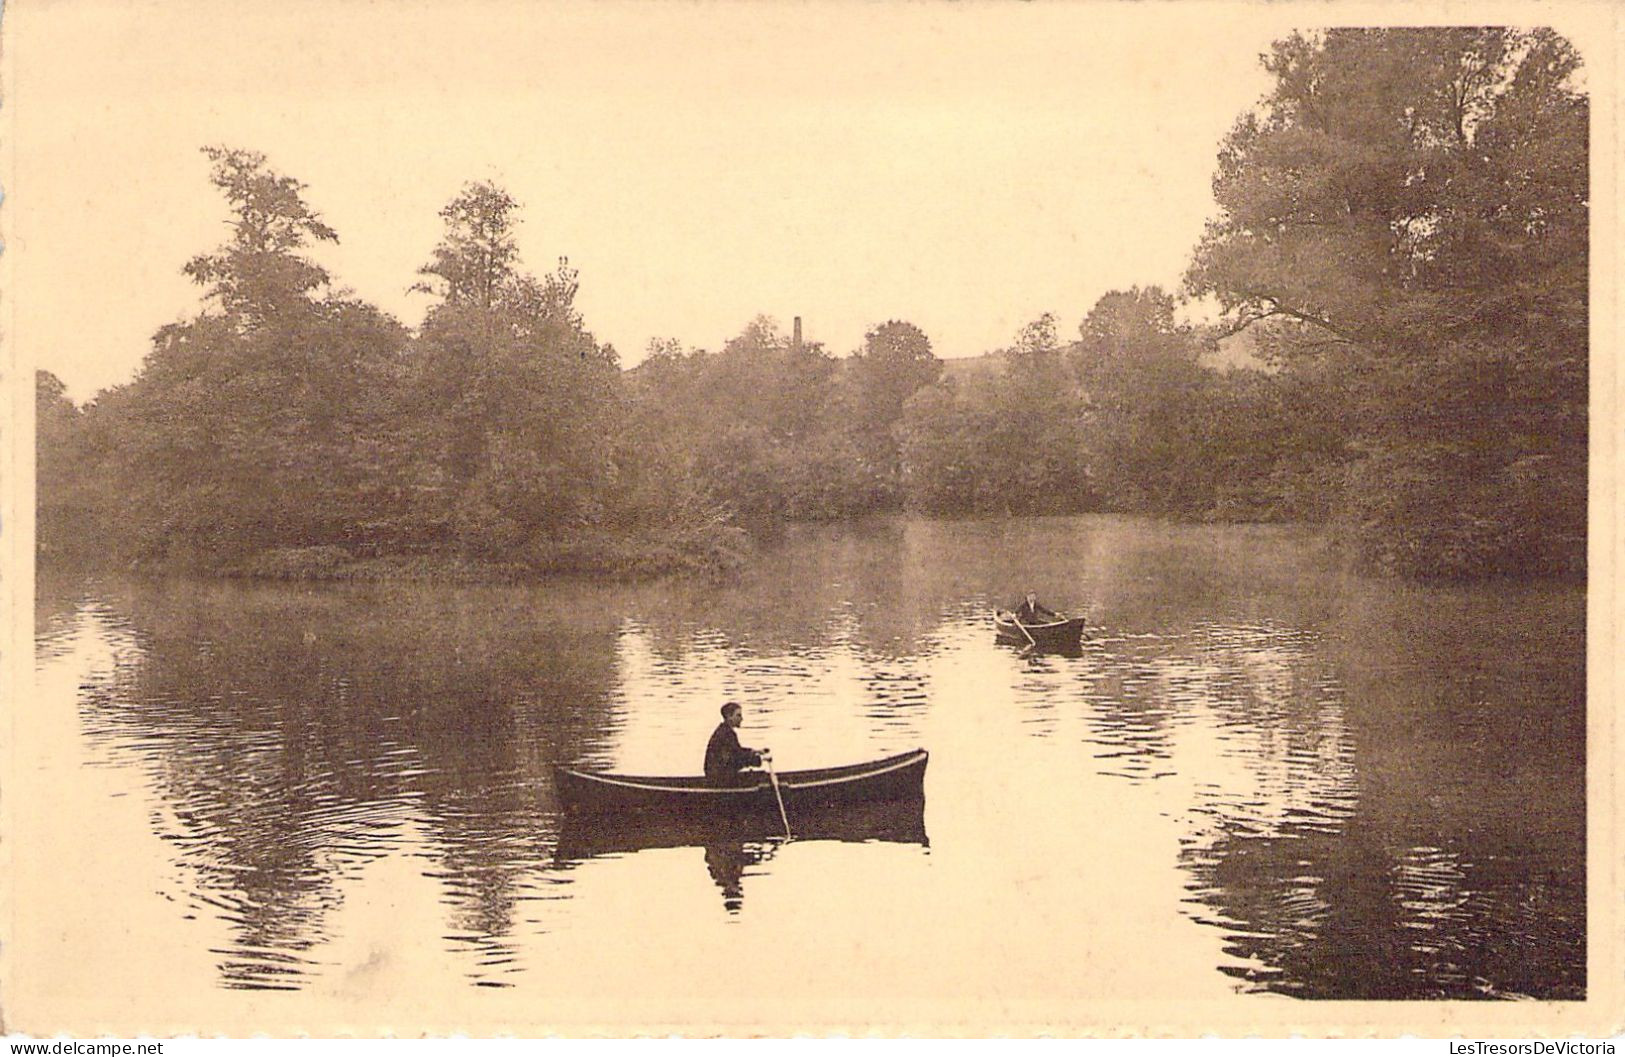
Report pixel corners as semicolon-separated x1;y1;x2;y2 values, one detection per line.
763;753;792;839
1013;612;1039;654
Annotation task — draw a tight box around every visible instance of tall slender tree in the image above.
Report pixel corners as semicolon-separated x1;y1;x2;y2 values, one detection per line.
183;146;338;327
413;181;522;312
405;181;620;558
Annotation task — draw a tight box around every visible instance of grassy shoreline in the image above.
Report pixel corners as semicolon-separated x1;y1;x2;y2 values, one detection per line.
230;531;755;584
40;525;755;586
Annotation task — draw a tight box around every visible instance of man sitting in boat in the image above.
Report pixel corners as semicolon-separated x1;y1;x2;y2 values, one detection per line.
705;701;769;783
1015;592;1059;625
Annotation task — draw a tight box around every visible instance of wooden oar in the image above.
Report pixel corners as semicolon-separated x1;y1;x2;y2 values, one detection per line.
1014;613;1038;654
763;754;792;839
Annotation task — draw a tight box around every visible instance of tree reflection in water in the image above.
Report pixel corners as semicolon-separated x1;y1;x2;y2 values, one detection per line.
59;576;623;989
39;516;1584;1000
1045;578;1584;999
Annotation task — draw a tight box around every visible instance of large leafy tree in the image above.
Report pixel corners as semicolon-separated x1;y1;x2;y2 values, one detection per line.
897;381;1002;514
88;148;408;567
1188;28;1587;576
988;313;1092;511
691;317;851;523
848;321;942;420
1072;287;1216;512
403;182;620;557
1076;287;1181;361
840;320;943;500
714;315;836;442
898;314;1091;515
620;316;902;527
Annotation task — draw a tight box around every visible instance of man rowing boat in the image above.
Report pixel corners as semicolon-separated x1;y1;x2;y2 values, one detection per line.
1014;592;1059;625
704;701;770;783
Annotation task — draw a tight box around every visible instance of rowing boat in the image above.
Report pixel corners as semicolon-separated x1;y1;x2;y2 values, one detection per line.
993;610;1087;652
554;748;928;816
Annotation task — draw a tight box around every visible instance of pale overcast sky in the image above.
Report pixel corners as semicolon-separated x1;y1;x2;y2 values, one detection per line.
6;1;1603;402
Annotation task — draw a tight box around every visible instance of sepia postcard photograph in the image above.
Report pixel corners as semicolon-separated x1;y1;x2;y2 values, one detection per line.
3;0;1619;1039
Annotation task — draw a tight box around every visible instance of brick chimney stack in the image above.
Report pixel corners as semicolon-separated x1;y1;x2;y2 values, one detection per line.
793;316;803;350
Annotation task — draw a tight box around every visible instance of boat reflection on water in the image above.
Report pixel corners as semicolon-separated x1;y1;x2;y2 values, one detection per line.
1015;641;1086;660
554;799;929;913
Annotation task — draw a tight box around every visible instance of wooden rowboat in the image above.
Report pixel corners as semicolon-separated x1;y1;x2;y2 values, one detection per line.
554;748;928;816
993;610;1087;652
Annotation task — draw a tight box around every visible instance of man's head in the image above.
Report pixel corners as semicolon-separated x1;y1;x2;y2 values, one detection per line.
721;701;743;727
1025;592;1038;606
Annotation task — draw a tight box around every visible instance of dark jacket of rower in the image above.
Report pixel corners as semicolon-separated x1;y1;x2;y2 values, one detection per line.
705;702;765;781
1015;594;1059;624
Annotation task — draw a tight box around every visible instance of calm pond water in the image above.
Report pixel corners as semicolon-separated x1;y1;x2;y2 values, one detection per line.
26;516;1586;1025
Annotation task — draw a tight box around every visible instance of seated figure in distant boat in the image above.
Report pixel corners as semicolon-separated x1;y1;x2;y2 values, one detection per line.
705;701;768;783
1015;592;1059;625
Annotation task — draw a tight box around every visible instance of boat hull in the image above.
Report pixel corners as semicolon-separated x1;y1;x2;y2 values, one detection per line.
554;748;928;816
554;797;928;861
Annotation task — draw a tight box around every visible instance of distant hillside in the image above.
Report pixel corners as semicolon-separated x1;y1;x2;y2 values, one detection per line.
625;338;1261;384
938;353;1004;384
934;336;1267;382
1204;328;1268;372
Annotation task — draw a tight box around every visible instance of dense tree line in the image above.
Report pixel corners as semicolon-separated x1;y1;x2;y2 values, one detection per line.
887;288;1351;522
38;156;653;577
38;27;1586;581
